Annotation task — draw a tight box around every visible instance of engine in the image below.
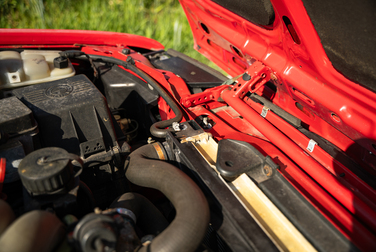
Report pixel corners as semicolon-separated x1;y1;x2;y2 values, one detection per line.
0;48;225;252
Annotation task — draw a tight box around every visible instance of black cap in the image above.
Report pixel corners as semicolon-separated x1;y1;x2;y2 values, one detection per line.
242;73;251;81
73;213;117;252
53;56;69;69
18;147;74;195
122;48;131;55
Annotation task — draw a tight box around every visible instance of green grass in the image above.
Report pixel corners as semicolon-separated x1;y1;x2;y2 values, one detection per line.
0;0;224;73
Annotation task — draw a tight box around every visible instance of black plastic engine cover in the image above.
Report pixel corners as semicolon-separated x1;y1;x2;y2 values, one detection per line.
99;64;159;109
0;96;36;135
13;75;118;158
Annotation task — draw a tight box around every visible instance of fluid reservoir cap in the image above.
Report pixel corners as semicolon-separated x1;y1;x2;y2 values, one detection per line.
53;56;69;69
18;147;74;195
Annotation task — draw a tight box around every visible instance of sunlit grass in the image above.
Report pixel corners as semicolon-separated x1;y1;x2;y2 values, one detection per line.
0;0;224;72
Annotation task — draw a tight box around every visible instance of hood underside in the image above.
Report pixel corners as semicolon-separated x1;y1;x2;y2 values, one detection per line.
179;0;376;161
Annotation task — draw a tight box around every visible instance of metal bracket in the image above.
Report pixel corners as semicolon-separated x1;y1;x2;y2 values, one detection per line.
172;122;181;131
180;132;212;144
306;139;317;152
180;85;229;108
261;106;270;118
230;61;271;99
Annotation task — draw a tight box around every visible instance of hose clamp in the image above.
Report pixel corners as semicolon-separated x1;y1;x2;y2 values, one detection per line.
152;142;167;160
102;207;137;224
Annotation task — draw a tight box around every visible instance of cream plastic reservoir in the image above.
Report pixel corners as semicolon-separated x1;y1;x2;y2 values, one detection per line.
0;50;75;89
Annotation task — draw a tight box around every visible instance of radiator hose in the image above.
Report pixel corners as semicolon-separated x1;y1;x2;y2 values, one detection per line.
0;210;65;252
0;200;15;236
125;143;210;252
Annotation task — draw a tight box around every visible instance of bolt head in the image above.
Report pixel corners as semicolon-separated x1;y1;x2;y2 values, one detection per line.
122;48;131;55
185;100;192;107
242;73;251;81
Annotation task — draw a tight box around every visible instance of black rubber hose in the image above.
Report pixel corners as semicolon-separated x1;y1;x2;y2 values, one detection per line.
0;200;15;236
0;210;65;252
110;192;169;235
76;54;183;138
124;143;210;252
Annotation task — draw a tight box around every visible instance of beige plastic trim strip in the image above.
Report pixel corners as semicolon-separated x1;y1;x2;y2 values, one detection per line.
230;174;316;252
189;137;317;252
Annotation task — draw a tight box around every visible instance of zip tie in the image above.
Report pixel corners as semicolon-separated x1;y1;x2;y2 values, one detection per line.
307;139;317;152
261;106;270;118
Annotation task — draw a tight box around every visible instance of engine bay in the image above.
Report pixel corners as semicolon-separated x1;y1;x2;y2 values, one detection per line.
0;47;238;252
2;0;376;250
0;43;374;252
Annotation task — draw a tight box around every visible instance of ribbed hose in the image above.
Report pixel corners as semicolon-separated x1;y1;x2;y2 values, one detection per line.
77;54;183;138
125;143;210;252
110;192;169;235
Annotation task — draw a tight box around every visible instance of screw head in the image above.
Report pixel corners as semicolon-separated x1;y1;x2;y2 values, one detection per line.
185;100;192;107
122;48;131;55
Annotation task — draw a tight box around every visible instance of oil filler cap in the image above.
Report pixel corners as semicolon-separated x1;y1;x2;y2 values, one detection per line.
18;147;77;196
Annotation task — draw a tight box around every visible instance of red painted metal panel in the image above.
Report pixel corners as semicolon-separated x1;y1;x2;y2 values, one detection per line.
221;88;376;232
1;0;375;249
0;29;164;50
179;0;376;157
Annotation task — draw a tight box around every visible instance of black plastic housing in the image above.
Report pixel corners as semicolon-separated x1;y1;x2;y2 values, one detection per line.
99;64;159;108
216;139;278;182
53;56;69;69
0;96;36;135
13;75;118;158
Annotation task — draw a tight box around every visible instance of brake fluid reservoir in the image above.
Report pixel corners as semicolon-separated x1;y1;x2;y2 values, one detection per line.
0;50;75;89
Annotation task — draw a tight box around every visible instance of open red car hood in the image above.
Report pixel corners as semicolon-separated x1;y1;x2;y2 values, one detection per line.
180;0;376;159
0;1;376;251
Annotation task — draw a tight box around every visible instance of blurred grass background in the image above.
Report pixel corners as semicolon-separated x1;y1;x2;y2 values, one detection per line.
0;0;223;72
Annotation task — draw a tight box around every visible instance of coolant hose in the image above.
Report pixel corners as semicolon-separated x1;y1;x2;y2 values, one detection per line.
0;210;65;252
73;53;183;138
0;199;15;236
110;192;169;235
125;143;210;252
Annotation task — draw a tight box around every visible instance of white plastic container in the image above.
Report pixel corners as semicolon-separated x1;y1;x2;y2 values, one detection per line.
0;50;75;89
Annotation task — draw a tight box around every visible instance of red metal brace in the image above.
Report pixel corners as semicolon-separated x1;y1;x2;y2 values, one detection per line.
220;63;376;236
181;61;271;108
229;61;271;99
180;85;229;108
